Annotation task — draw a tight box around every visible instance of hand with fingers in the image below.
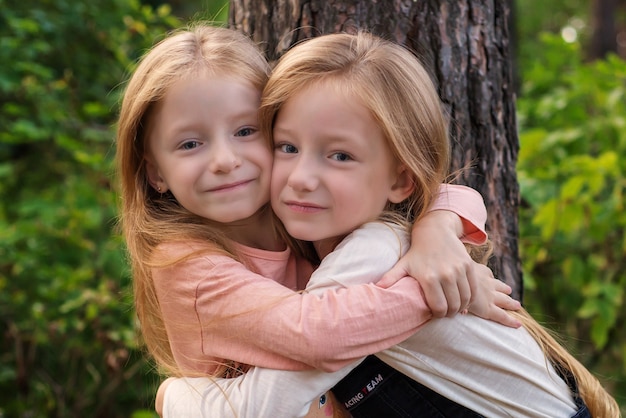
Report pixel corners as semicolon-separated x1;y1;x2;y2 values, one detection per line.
379;210;521;327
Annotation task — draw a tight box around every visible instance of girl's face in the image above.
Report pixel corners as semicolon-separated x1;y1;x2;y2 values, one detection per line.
146;75;272;224
270;82;412;257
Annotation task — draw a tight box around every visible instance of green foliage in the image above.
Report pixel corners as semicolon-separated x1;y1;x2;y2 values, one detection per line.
2;0;624;414
515;0;590;72
146;0;229;22
517;33;626;406
0;0;179;416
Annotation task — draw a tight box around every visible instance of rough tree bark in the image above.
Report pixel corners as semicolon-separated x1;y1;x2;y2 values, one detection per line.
589;0;619;60
230;0;522;300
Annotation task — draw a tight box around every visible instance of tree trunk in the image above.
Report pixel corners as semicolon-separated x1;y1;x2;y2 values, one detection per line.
230;0;522;300
588;0;618;61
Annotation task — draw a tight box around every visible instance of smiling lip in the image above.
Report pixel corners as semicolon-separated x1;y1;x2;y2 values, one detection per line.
284;200;325;213
208;180;252;192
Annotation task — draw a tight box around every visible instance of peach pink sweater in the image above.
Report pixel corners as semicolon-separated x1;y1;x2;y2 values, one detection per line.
152;184;487;375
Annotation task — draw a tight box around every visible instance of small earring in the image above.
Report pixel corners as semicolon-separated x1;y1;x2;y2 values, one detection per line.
157;186;162;192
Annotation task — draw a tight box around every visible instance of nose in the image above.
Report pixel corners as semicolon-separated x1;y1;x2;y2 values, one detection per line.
209;139;241;173
287;155;319;192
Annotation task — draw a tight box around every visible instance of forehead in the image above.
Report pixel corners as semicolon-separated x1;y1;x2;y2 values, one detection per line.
275;81;389;150
280;79;370;123
166;74;259;105
144;75;261;145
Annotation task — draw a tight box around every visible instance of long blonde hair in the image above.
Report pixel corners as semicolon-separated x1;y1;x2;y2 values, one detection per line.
115;24;271;375
519;310;621;416
261;31;620;417
260;32;450;228
470;243;620;417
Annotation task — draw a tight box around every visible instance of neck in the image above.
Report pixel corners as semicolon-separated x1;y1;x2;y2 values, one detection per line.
313;235;346;259
223;205;286;251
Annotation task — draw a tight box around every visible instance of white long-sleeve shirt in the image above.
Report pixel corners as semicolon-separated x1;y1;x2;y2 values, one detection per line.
165;222;577;418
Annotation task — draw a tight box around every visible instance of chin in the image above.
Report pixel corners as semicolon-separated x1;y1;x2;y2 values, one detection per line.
284;227;317;242
218;210;256;224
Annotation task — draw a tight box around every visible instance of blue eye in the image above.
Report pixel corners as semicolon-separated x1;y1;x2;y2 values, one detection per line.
181;140;200;150
235;127;256;137
330;152;351;162
318;394;327;408
277;143;298;154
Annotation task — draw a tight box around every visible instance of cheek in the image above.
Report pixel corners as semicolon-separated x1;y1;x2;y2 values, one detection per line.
269;170;286;216
270;163;287;197
270;151;291;183
249;145;272;178
258;149;274;177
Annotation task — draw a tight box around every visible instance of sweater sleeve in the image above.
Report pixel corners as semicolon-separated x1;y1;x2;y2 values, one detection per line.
160;226;418;418
153;243;430;374
163;361;361;418
430;184;488;244
305;223;408;293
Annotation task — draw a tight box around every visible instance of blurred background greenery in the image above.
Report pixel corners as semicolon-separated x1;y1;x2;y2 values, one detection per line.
0;0;623;416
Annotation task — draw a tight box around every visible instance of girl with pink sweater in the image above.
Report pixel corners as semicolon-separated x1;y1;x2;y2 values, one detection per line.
114;24;520;412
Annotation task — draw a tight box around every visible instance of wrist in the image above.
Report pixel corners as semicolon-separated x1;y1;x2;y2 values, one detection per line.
413;210;463;238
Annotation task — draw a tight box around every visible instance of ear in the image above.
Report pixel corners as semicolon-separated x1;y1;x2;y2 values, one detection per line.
145;158;169;193
388;165;414;203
